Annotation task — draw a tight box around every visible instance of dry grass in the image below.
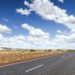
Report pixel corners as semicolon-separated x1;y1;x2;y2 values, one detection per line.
0;50;68;66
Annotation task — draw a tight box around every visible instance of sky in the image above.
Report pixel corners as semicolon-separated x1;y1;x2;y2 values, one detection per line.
0;0;75;49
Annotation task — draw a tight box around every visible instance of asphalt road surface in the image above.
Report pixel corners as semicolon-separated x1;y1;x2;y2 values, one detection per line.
0;52;75;75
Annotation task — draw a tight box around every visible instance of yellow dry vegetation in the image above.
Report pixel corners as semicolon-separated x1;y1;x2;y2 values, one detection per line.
0;50;68;66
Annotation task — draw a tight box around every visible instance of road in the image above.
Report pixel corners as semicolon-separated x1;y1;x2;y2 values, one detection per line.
0;52;75;75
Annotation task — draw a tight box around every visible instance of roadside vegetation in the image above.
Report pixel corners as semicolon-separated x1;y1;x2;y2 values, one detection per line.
0;49;74;66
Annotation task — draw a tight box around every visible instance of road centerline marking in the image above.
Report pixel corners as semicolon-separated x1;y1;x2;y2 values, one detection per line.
25;64;44;72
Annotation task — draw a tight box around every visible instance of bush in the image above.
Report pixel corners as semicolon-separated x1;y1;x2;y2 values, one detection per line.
29;49;36;52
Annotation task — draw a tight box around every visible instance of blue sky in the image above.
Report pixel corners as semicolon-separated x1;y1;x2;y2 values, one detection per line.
0;0;75;49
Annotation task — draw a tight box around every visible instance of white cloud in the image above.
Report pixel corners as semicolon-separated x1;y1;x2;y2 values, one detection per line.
0;24;11;33
14;0;75;49
1;0;75;49
16;8;31;15
0;34;3;39
24;1;30;6
30;29;49;36
22;24;34;31
51;33;75;49
58;0;64;3
57;30;68;34
22;23;50;48
1;23;75;49
57;30;62;33
0;24;51;49
22;23;49;36
0;34;29;48
17;0;75;33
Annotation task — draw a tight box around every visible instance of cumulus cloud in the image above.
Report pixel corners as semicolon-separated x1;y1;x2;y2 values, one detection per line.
24;1;30;6
16;8;31;15
0;24;51;49
1;0;75;49
0;34;29;48
51;33;75;49
22;24;50;48
0;34;3;39
57;30;62;34
17;0;75;32
22;23;49;36
22;24;34;31
1;23;75;49
15;0;75;49
57;30;68;34
58;0;64;3
0;24;11;33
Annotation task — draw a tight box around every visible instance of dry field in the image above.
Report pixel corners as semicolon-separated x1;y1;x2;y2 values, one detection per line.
0;50;69;66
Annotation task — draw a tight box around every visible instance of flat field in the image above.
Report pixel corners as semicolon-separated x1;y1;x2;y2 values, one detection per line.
0;50;68;66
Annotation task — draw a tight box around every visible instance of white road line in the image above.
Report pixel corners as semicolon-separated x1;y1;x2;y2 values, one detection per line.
25;64;44;72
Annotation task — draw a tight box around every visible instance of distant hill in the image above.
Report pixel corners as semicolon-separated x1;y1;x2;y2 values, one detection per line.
0;47;24;50
0;47;6;50
0;47;15;50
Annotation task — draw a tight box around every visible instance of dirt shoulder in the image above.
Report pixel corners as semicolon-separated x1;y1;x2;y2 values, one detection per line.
0;50;69;66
